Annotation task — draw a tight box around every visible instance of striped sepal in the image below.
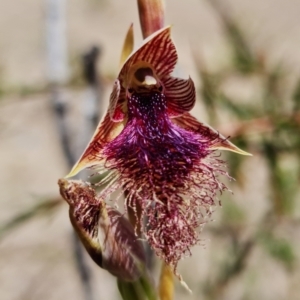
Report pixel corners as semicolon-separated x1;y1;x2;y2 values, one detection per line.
66;113;125;177
109;80;126;122
163;76;196;117
120;26;177;83
173;113;252;155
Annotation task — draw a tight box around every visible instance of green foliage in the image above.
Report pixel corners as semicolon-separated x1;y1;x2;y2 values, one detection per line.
0;198;61;241
292;78;300;111
198;1;300;298
117;275;157;300
258;232;296;270
222;199;245;225
226;137;248;182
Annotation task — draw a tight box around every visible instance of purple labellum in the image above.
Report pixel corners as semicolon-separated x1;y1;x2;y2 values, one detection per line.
103;90;227;270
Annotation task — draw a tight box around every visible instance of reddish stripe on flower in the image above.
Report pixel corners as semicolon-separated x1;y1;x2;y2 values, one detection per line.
163;76;196;117
121;27;177;86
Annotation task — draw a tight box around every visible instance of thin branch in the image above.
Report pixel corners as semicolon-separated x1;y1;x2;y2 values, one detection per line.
46;1;103;299
218;112;300;138
0;198;61;241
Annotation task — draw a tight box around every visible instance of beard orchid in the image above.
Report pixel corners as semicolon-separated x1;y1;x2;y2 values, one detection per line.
65;26;250;277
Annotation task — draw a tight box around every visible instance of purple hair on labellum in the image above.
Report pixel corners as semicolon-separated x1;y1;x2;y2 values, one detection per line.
66;26;251;276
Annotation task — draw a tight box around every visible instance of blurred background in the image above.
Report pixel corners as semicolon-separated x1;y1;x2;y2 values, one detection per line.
1;0;300;299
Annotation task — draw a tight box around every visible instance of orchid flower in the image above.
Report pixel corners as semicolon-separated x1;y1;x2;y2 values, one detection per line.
58;179;146;281
65;26;250;276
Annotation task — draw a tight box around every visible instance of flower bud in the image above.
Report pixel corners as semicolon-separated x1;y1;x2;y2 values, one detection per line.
58;178;146;282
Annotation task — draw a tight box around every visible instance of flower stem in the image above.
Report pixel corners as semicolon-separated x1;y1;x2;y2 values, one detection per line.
158;263;174;300
137;0;165;38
